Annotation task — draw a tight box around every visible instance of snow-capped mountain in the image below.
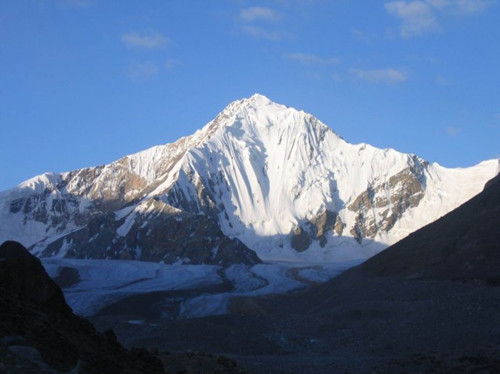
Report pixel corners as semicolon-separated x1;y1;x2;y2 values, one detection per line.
1;94;498;264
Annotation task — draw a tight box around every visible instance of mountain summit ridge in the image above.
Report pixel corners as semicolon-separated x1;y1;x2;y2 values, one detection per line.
0;95;498;264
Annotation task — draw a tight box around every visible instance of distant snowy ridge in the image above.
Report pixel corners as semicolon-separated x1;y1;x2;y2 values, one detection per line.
0;94;498;264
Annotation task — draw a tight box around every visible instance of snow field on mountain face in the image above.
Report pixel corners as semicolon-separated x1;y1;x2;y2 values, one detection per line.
42;258;357;318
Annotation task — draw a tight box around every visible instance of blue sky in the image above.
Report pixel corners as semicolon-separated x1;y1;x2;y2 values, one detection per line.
1;0;499;191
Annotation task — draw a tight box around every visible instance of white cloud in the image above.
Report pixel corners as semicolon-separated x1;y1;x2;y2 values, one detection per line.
385;0;496;37
127;61;158;81
237;6;284;40
385;1;439;37
456;0;496;13
445;126;461;136
350;68;408;84
121;30;169;49
428;0;496;13
241;25;282;40
239;7;282;22
285;53;339;65
426;0;449;9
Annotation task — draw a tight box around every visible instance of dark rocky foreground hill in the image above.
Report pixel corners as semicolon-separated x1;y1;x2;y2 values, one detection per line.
0;240;247;374
92;174;500;373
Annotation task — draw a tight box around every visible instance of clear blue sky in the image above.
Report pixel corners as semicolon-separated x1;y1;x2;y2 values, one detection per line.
1;0;499;191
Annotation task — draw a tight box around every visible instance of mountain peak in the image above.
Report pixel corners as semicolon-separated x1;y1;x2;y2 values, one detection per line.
221;93;286;118
245;93;273;105
1;95;499;265
248;92;271;102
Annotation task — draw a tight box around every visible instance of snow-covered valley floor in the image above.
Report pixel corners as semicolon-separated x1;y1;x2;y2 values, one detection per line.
42;258;361;319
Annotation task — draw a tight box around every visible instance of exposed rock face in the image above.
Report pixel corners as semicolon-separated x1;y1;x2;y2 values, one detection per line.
5;162;261;265
291;225;313;252
9;184;85;229
348;162;426;243
310;210;338;247
291;210;342;250
37;199;260;265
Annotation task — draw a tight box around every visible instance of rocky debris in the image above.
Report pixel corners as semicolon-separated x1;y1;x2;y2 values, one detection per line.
159;351;248;374
372;352;500;374
1;336;56;374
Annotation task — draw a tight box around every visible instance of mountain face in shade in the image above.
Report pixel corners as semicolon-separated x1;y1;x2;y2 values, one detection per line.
359;172;500;282
0;94;498;264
